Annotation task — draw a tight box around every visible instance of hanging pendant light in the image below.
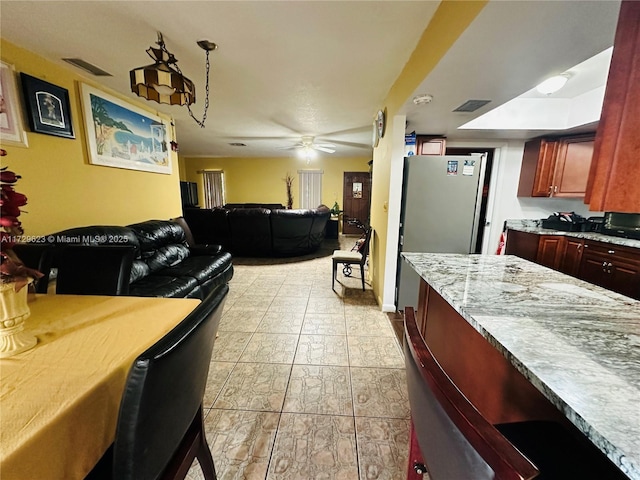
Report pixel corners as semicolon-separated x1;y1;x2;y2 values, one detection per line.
130;32;217;128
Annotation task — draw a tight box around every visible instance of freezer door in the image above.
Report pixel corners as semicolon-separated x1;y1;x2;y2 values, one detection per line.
397;155;484;311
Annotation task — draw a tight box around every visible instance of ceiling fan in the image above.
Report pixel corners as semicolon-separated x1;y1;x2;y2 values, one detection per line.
278;136;336;154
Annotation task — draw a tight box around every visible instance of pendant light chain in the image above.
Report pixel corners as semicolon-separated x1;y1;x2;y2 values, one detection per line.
160;39;211;129
186;50;211;128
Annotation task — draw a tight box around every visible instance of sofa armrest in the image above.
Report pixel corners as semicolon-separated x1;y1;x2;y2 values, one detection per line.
189;244;223;256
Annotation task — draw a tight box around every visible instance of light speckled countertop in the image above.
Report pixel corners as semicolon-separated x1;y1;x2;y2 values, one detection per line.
505;220;640;249
402;253;640;479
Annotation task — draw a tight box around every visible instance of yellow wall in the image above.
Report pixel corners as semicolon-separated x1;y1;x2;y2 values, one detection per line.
369;1;488;305
182;156;370;209
0;40;182;236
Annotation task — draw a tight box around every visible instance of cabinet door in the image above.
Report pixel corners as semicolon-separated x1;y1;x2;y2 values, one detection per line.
608;259;640;300
517;138;558;197
579;250;611;290
585;1;640;212
579;242;640;300
559;238;583;277
416;136;446;155
552;135;594;198
536;236;563;269
505;230;539;262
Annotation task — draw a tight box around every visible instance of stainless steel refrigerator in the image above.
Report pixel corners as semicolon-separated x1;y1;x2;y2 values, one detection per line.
396;154;485;311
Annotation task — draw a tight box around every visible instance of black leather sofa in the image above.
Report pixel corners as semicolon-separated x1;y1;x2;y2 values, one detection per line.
184;205;330;257
49;219;233;299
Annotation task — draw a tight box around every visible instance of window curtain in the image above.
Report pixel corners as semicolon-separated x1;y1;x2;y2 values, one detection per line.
202;170;225;208
298;170;323;209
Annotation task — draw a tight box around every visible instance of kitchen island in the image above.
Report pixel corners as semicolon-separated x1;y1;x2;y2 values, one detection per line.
401;253;639;479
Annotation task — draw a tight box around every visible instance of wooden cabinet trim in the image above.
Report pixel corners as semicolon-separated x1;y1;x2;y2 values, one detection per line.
585;1;640;212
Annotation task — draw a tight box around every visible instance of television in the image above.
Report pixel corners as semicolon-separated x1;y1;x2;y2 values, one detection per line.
180;181;199;208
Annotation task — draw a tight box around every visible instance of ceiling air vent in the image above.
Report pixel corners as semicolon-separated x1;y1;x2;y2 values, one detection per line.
62;58;112;76
453;99;491;112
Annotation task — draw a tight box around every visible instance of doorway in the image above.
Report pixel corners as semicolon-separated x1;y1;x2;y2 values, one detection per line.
342;171;371;234
446;147;495;253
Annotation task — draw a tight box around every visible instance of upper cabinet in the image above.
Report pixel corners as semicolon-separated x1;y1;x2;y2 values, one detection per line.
416;136;447;156
517;133;594;198
585;1;640;212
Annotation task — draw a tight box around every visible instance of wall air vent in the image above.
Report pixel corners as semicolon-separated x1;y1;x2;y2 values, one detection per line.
62;58;112;76
453;99;491;112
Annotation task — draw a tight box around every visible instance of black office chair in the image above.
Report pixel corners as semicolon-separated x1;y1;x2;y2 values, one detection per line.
11;243;54;293
105;285;228;480
331;226;372;291
55;245;135;296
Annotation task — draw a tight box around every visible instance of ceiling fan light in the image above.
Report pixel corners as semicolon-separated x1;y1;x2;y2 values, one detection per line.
298;146;316;161
536;74;569;95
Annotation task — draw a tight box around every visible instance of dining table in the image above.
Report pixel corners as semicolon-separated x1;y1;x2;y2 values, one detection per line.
0;293;200;480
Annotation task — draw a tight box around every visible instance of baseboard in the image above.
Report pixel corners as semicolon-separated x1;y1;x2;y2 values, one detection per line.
382;303;396;313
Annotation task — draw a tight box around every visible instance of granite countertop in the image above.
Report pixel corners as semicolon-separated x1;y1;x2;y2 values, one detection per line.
402;252;640;479
505;219;640;249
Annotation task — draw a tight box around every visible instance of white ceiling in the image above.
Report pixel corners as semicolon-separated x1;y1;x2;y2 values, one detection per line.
1;1;622;158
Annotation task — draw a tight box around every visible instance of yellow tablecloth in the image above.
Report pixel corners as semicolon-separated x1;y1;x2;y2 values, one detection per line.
0;294;200;480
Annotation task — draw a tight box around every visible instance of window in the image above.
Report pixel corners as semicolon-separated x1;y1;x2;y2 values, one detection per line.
201;170;225;208
298;170;323;209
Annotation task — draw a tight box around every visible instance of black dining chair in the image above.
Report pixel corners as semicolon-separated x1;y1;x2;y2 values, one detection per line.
331;226;372;291
89;284;228;480
55;245;135;296
11;243;54;293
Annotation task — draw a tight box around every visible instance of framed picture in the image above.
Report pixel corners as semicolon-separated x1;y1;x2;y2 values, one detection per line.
0;61;28;147
20;73;74;139
80;83;172;175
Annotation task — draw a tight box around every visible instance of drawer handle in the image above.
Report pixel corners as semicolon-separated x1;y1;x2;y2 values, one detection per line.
413;463;427;475
608;250;615;254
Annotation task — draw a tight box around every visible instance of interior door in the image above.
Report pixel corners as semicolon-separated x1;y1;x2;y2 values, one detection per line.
342;172;371;234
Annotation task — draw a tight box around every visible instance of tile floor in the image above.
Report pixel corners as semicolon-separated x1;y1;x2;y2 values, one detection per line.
187;236;411;480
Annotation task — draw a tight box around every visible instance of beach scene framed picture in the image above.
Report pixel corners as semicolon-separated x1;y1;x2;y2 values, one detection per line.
80;83;172;174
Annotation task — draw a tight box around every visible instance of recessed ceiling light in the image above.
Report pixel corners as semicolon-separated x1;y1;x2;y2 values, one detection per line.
536;74;570;95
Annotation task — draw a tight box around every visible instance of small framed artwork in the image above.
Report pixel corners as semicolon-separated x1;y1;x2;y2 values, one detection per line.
80;83;172;175
20;73;74;139
0;61;29;147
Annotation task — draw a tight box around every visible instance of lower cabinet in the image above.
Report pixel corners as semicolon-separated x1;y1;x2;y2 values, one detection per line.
506;229;640;300
558;238;584;276
536;236;564;269
579;242;640;299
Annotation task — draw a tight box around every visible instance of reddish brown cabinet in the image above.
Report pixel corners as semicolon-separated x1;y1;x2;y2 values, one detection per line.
518;134;594;198
517;138;558;197
507;228;640;300
416;136;446;155
586;1;640;212
505;230;540;261
537;236;564;269
579;241;640;299
553;135;595;197
558;238;584;277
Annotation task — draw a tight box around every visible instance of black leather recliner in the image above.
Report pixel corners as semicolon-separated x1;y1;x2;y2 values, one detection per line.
47;220;233;299
183;205;331;257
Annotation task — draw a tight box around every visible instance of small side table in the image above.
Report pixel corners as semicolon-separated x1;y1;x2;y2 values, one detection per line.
326;216;339;239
